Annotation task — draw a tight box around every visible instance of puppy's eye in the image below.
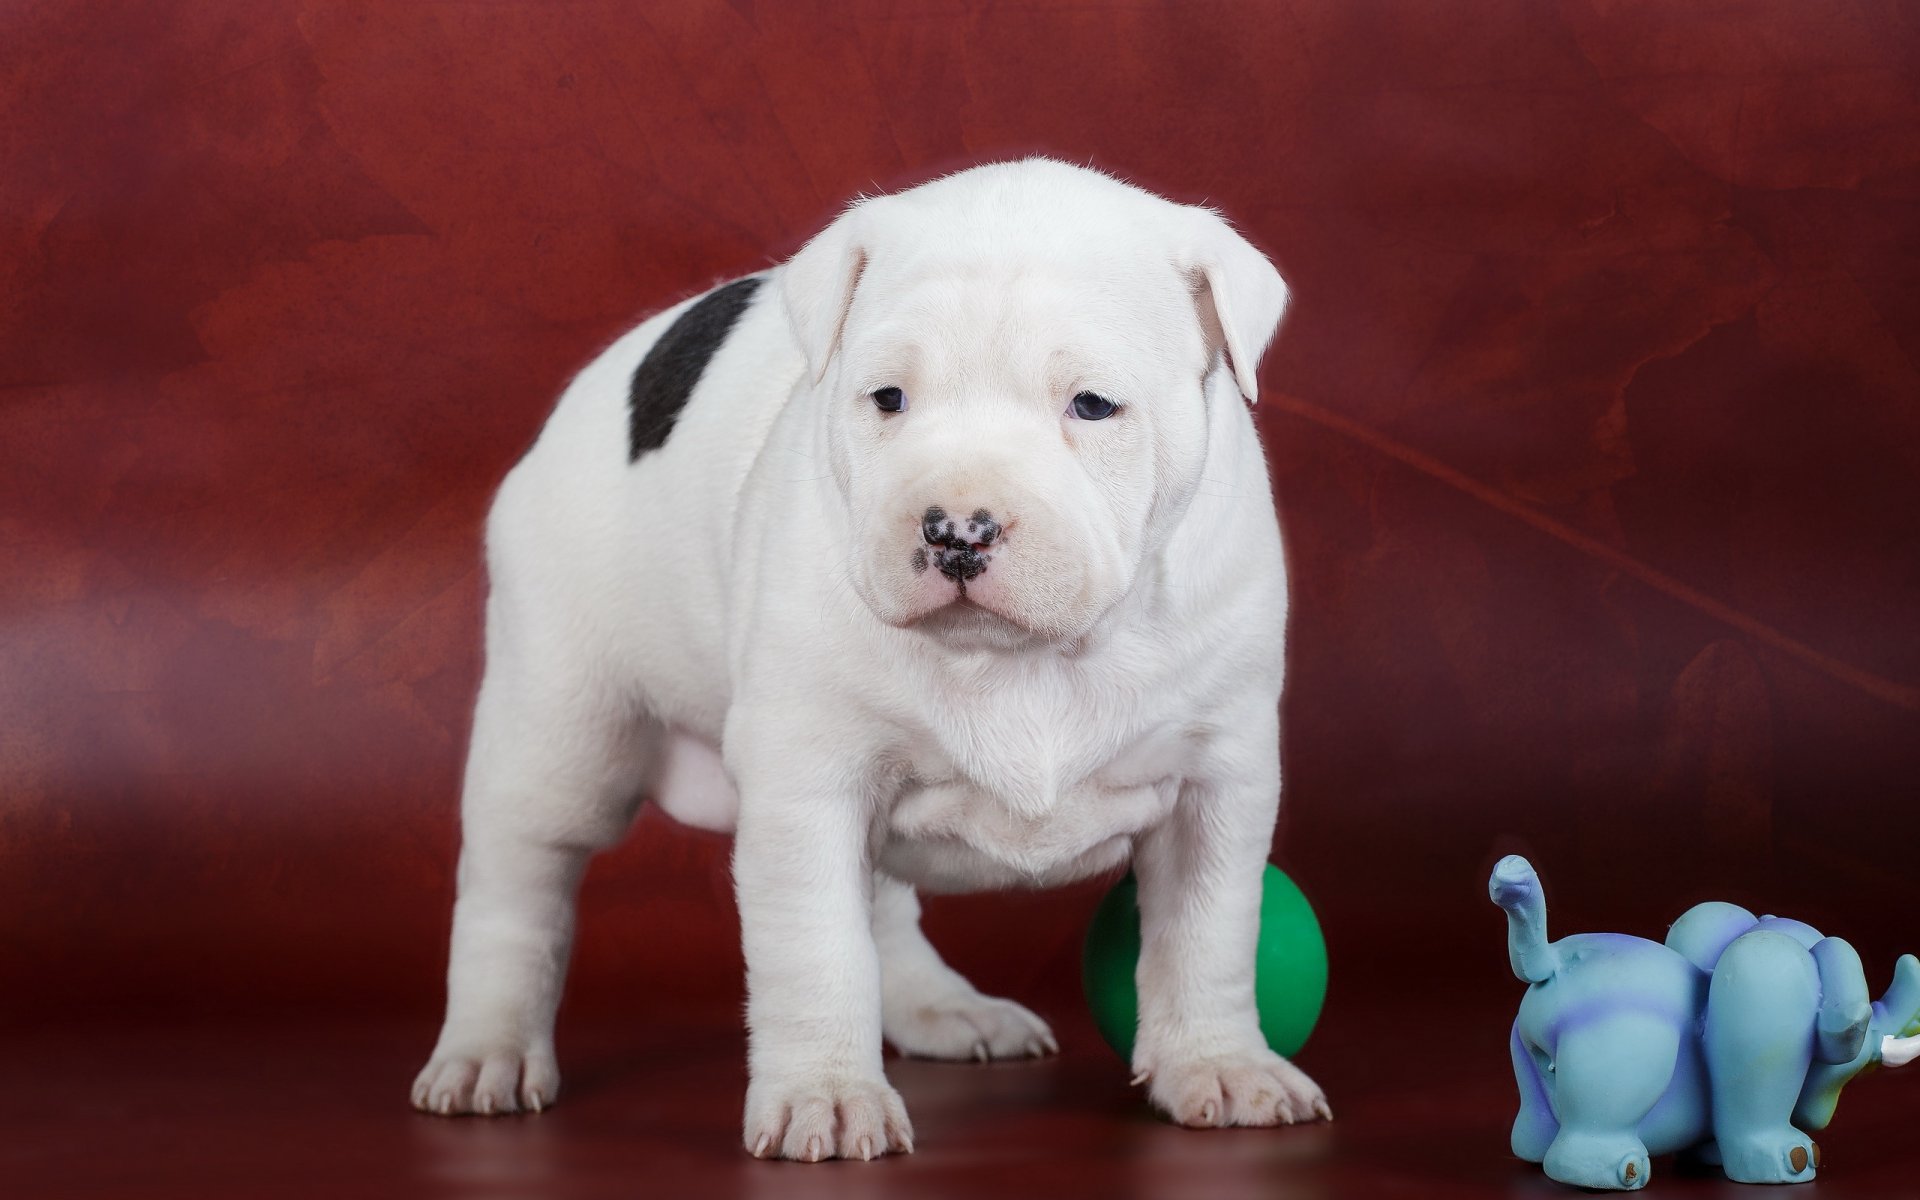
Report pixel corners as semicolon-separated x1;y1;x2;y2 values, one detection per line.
1070;391;1117;421
872;386;906;414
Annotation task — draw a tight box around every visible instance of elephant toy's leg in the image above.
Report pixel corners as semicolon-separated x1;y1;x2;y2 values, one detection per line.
1705;930;1821;1184
1542;1013;1679;1190
1508;1022;1558;1163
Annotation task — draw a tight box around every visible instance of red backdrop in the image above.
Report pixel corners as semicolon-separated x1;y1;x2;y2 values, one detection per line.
7;0;1919;1036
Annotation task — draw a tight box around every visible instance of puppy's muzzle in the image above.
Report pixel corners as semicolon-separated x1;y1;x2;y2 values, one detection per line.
918;505;1002;587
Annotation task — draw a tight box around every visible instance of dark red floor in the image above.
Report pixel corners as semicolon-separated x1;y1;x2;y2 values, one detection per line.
12;994;1917;1198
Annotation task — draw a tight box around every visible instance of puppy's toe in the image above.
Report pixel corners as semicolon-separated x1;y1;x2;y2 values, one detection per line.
1142;1047;1329;1128
884;992;1058;1062
412;1057;480;1116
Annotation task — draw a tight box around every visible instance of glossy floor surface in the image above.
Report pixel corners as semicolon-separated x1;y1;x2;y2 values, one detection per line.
13;993;1919;1199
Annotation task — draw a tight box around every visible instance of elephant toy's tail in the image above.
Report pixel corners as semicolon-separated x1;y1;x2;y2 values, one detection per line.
1490;855;1559;984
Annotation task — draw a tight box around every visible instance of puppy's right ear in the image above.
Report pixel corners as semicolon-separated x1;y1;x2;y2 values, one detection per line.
781;200;873;384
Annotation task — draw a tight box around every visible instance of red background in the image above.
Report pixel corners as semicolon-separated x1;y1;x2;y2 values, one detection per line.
6;1;1919;1194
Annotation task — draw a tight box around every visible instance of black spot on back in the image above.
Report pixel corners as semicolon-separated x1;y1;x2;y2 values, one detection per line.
628;275;764;461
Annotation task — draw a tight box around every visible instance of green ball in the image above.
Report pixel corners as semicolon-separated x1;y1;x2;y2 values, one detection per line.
1081;864;1327;1062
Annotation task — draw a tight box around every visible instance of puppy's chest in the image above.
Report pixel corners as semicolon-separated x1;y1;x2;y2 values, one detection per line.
881;712;1190;889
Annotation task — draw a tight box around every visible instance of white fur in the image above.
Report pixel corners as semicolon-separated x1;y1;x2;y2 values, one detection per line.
411;159;1328;1156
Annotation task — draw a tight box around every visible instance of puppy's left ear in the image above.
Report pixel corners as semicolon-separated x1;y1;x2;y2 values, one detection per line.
781;198;878;384
1179;207;1289;404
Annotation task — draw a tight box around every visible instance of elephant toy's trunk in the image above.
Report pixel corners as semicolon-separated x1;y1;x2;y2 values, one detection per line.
1490;855;1559;984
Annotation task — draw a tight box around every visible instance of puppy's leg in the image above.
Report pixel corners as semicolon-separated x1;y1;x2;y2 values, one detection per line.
730;725;911;1162
412;644;653;1117
1130;697;1330;1128
874;874;1057;1062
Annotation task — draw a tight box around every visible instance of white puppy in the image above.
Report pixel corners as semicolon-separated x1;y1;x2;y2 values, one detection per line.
411;158;1328;1160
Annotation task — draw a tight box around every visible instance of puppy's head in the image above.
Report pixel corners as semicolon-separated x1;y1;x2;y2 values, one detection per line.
780;159;1288;648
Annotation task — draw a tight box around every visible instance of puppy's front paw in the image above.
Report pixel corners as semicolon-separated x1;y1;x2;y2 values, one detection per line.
1139;1045;1330;1128
743;1071;914;1162
411;1041;559;1116
885;990;1058;1062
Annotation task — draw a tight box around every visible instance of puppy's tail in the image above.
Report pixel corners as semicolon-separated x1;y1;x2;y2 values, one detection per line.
1490;855;1559;984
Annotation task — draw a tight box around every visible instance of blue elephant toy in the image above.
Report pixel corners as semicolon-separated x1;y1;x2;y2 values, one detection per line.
1491;855;1920;1190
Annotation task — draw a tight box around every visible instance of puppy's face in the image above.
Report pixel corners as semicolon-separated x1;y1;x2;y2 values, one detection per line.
781;161;1288;647
829;266;1204;646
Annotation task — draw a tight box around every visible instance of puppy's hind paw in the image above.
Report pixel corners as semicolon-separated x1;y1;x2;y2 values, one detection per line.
885;991;1058;1062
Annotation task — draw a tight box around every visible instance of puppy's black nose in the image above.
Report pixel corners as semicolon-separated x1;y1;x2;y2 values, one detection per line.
920;506;999;586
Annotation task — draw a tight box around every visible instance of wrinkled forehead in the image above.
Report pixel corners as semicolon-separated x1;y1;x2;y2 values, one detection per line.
843;255;1204;395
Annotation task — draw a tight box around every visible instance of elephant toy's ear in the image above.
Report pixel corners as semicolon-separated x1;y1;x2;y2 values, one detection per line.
1813;938;1873;1065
